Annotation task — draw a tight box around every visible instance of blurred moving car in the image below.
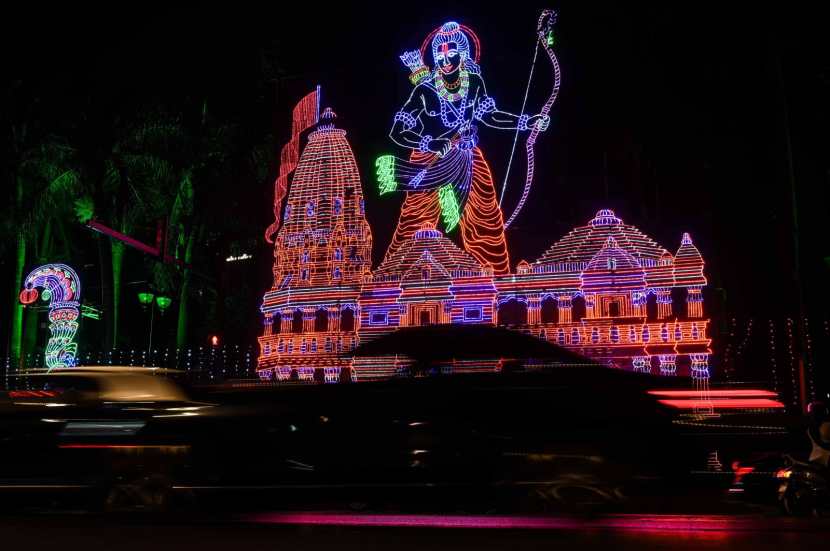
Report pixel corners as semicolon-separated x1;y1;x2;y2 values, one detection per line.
0;354;796;514
0;367;209;511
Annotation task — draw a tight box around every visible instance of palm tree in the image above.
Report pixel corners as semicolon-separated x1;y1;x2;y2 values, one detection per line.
74;112;179;348
129;103;235;349
6;137;81;365
72;100;238;353
169;100;234;348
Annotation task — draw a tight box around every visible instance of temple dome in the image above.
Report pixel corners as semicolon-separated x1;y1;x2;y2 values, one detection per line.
674;232;707;286
534;208;670;267
374;226;485;279
581;236;646;292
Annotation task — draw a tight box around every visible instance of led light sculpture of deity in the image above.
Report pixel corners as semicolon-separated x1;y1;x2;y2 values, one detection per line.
376;13;560;276
19;264;82;370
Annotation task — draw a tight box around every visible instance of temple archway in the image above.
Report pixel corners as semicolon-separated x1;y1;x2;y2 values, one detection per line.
292;310;304;333
541;296;558;324
498;299;528;326
646;292;658;320
572;296;586;322
672;287;687;318
341;307;355;332
314;308;329;332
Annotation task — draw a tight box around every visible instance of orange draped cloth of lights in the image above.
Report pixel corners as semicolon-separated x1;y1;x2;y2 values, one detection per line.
265;87;320;243
388;148;510;275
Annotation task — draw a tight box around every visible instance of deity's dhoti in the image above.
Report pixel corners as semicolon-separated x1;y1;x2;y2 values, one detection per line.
387;147;510;275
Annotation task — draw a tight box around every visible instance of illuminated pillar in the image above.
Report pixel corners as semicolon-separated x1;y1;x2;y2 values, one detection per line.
328;307;340;332
280;310;292;333
658;354;677;376
657;289;672;319
263;314;273;336
632;355;651;374
584;293;597;319
324;366;341;383
527;295;541;325
557;295;572;323
690;353;710;380
302;308;314;333
442;301;452;324
687;287;704;318
632;291;646;318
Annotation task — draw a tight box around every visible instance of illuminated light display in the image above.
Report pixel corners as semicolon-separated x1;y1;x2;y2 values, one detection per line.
437;184;461;231
258;101;372;381
379;18;557;276
19;264;82;370
501;10;561;229
255;16;713;382
357;224;497;360
259;200;711;380
265;87;321;244
492;209;710;376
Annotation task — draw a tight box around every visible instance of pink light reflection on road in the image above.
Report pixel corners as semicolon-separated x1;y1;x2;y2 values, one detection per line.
245;512;754;535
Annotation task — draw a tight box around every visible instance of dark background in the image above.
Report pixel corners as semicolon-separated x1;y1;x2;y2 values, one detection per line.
2;2;829;362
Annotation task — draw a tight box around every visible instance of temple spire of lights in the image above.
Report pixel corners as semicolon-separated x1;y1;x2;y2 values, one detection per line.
258;92;373;382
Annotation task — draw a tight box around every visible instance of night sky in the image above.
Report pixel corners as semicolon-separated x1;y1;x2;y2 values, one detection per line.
4;2;829;343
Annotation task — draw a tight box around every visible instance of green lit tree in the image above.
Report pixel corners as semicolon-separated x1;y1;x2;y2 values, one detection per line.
165;102;236;348
74;111;179;348
5;134;80;365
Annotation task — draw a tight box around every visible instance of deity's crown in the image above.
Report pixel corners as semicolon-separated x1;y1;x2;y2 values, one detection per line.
431;21;470;62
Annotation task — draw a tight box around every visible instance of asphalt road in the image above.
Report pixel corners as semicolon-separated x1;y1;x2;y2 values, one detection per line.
4;512;828;550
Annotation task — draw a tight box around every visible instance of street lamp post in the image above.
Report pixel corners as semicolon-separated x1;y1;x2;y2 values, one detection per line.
137;291;155;357
137;292;172;361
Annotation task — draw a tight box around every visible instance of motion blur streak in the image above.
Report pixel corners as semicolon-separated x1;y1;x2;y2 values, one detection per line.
57;444;189;451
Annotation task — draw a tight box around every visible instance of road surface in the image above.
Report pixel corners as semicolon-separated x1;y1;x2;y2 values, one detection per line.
3;512;828;550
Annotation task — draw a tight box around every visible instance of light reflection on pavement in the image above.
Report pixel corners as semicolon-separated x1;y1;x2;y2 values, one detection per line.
245;511;823;535
2;512;829;551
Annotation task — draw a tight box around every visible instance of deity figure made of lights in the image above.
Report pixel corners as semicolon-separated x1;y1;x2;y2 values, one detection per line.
376;14;561;276
19;264;82;370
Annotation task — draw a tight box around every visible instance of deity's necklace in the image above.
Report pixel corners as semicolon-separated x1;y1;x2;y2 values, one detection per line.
444;77;461;91
435;68;469;103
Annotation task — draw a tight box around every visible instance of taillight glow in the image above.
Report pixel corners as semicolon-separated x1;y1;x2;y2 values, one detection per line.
731;461;755;486
657;398;785;409
648;388;784;410
8;390;58;398
648;389;778;398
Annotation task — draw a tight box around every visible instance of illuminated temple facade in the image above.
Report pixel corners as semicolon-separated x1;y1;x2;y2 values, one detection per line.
258;111;711;382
